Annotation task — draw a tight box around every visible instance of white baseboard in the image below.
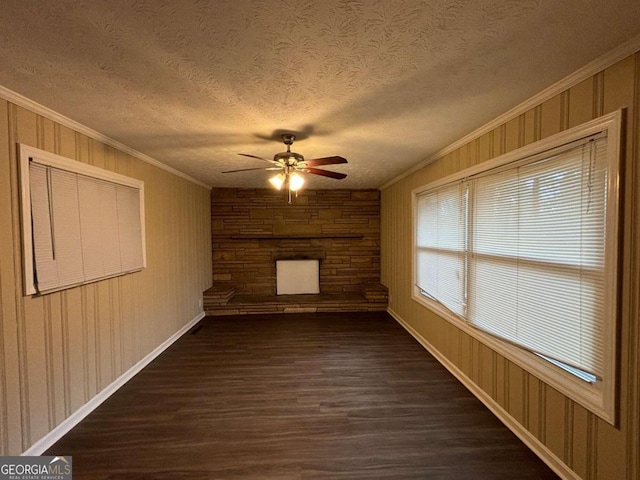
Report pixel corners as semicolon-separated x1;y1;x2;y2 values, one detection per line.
387;308;582;480
22;311;206;456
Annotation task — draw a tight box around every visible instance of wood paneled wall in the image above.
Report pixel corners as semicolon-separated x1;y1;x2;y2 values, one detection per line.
0;100;212;455
381;53;640;480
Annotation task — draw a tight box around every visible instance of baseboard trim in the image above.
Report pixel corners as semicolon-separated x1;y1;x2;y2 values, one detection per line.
22;311;206;456
387;308;581;480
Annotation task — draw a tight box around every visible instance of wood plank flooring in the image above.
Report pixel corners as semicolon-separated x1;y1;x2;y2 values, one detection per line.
45;312;560;479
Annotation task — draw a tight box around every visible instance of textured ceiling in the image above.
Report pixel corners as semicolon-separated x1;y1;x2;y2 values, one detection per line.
1;0;639;189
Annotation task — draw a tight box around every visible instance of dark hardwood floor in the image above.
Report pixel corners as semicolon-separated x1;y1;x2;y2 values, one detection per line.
45;312;560;479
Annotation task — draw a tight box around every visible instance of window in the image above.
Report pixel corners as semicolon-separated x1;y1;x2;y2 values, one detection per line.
19;145;146;295
415;182;467;317
413;112;621;423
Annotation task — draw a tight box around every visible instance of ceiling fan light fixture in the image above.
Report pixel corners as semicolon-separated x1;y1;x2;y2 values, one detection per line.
289;172;304;191
269;173;286;190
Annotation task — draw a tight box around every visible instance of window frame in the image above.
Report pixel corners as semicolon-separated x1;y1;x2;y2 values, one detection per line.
411;111;622;424
18;144;147;296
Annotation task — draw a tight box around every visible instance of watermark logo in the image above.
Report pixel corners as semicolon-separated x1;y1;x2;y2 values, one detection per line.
0;456;72;480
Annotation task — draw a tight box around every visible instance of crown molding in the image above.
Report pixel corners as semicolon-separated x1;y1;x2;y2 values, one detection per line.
0;85;211;190
380;32;640;190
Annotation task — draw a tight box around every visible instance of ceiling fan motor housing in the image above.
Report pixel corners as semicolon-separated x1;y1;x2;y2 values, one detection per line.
274;151;304;165
274;134;304;165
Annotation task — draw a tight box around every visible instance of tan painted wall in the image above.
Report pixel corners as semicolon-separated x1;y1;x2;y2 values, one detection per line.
381;53;640;480
0;100;212;455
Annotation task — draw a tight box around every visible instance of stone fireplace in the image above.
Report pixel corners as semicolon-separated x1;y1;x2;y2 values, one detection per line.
205;188;387;314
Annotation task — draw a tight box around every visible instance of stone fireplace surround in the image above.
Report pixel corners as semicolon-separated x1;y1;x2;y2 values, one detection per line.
205;188;387;315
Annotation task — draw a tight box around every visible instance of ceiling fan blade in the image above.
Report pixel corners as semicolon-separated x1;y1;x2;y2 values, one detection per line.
302;156;348;167
237;153;275;163
222;167;271;173
302;167;347;180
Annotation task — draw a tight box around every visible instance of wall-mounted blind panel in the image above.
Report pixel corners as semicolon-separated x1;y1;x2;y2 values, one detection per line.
469;138;608;377
20;145;146;295
415;182;467;317
412;111;621;423
49;168;84;287
78;177;106;281
117;185;144;271
97;181;122;277
29;163;59;292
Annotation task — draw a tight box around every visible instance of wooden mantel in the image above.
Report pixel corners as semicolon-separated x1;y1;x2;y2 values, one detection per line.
213;233;364;240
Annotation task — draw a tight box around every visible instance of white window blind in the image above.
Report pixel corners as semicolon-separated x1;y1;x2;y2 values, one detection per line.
415;182;467;316
29;163;88;291
415;137;608;376
469;138;607;378
21;145;146;295
412;112;620;423
117;185;144;272
78;176;108;281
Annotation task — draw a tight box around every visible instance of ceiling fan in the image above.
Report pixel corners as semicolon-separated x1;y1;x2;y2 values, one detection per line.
222;133;347;203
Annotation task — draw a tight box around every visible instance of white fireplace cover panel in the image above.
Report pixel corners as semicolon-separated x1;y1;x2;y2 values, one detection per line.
276;259;320;295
